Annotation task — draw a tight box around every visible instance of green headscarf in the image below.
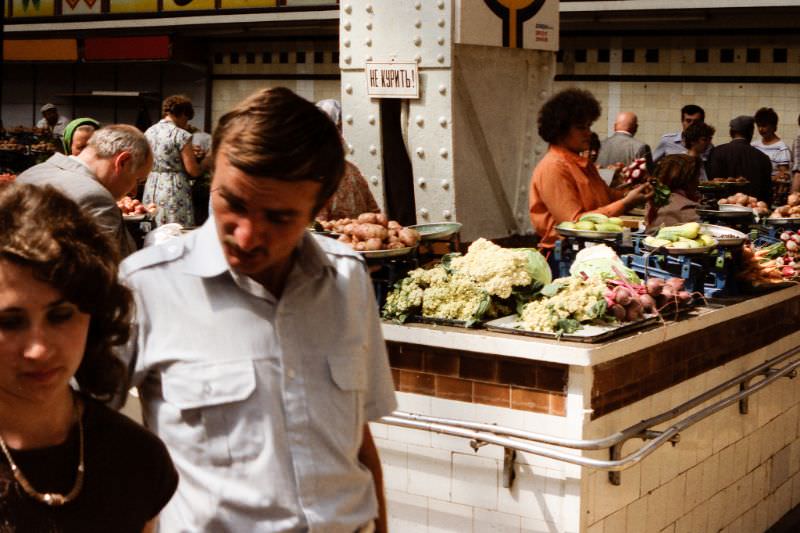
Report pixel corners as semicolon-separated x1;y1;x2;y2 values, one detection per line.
62;117;101;154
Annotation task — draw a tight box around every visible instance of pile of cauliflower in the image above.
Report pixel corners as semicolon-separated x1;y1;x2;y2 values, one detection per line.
519;276;607;333
382;239;547;323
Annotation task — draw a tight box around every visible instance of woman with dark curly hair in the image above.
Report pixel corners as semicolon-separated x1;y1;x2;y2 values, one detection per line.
0;183;177;531
143;94;208;227
529;88;653;249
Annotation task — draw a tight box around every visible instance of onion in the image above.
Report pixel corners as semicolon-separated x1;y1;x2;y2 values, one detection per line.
787;240;798;252
639;294;656;314
625;300;644;321
677;291;692;304
646;277;665;296
614;286;633;306
781;232;792;242
609;304;626;321
665;277;685;291
662;285;676;301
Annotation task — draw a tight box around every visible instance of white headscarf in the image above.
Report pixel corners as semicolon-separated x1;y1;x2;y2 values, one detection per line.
316;99;342;130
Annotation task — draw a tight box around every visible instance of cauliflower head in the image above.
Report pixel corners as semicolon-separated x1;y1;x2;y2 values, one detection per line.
449;238;532;298
382;277;424;321
519;276;606;332
421;273;489;321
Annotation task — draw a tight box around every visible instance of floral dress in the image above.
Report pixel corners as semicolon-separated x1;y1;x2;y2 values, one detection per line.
143;119;194;227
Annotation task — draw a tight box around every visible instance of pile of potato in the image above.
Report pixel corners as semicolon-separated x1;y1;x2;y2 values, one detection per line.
0;139;25;152
769;193;800;219
117;197;157;216
318;212;421;251
718;193;769;216
0;173;15;183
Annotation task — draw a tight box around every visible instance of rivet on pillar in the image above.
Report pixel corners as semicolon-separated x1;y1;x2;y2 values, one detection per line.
345;114;353;124
441;179;450;190
415;115;424;127
416;147;425;158
439;148;448;158
369;145;377;155
439;116;447;127
418;208;429;219
417;177;427;187
370;176;379;185
438;85;447;95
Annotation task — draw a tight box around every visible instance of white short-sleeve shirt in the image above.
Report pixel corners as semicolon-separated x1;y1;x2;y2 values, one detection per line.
120;218;397;533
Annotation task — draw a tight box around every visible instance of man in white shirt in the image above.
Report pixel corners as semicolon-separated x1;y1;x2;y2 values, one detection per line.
35;103;70;139
120;87;396;533
653;104;709;163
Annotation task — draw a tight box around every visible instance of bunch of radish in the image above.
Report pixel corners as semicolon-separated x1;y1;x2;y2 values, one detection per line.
621;158;649;185
603;268;693;323
775;231;800;277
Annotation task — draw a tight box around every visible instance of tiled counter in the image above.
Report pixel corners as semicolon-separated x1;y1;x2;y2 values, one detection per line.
373;285;800;532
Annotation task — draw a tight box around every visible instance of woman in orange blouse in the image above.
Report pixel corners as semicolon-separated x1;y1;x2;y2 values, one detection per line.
529;89;652;249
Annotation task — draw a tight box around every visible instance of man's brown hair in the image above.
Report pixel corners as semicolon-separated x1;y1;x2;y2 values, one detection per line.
211;87;345;211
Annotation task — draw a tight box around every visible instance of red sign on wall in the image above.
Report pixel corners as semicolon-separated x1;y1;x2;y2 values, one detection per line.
84;36;170;60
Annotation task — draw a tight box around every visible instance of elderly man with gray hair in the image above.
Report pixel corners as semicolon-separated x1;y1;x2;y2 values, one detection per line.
18;124;153;258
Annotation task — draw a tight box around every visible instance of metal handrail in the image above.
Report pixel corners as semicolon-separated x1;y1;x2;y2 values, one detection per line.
380;347;800;475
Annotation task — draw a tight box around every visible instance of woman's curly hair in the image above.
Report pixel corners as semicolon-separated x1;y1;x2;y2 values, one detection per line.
652;154;702;201
0;183;131;402
162;94;195;120
537;88;601;144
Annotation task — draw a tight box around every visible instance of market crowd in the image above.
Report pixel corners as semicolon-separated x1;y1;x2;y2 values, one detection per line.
4;83;800;532
529;88;800;257
0;88;391;532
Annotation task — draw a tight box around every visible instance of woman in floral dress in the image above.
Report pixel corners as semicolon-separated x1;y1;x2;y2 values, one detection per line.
143;95;206;227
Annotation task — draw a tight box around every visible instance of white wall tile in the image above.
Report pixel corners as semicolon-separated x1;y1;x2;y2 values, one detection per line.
625;497;647;533
592;463;641;522
473;508;522;533
496;463;548;521
684;463;703;514
452;452;499;510
429;498;474;533
700;452;720;503
386;489;428;533
604;507;627;533
646;483;669;532
376;438;409;492
406;444;452;500
663;473;687;526
520;517;555;533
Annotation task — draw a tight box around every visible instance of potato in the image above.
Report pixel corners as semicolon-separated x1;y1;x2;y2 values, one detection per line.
375;213;388;227
357;212;379;224
387;220;402;230
354;241;366;251
387;242;406;249
398;227;421;247
364;238;383;251
353;223;389;241
388;229;398;238
338;234;352;243
789;193;800;206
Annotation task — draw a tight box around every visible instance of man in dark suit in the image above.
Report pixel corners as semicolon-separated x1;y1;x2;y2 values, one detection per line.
597;111;654;172
708;116;773;205
18;124;152;257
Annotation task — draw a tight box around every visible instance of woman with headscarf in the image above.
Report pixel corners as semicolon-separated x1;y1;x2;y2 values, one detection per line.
315;99;380;220
645;154;702;231
143;95;207;227
62;118;100;156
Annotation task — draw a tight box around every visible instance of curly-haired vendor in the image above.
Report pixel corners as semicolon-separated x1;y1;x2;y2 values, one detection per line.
0;182;177;531
529;88;653;249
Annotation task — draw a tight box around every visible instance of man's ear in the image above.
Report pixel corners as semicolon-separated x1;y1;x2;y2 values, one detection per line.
114;151;132;174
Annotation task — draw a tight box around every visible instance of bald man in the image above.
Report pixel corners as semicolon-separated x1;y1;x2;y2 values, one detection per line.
597;111;654;172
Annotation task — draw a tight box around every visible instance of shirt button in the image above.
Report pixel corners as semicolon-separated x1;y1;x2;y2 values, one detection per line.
287;368;296;380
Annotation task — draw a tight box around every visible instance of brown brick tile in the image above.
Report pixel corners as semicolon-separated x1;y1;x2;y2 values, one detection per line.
424;350;460;376
435;376;473;402
536;363;569;392
549;393;567;416
459;355;498;382
389;345;424;371
398;370;435;395
474;382;511;408
511;387;550;413
497;360;536;388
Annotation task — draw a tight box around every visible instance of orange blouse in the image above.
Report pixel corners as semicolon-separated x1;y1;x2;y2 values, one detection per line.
529;145;626;248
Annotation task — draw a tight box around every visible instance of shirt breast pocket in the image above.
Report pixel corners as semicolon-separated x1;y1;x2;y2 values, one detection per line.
324;352;367;453
161;359;263;466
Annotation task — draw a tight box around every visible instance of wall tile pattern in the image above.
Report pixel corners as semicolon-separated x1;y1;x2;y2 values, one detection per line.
387;342;569;416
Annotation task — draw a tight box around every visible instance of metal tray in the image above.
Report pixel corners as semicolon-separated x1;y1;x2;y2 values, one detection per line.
122;214;146;222
700;224;747;247
697;208;754;220
484;314;658;343
764;217;800;226
642;241;717;255
408;222;462;240
359;245;417;259
407;314;485;329
717;203;754;213
556;225;623;239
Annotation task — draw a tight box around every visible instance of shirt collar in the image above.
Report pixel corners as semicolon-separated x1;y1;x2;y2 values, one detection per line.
181;217;230;278
615;130;633;137
181;217;336;280
550;144;592;169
